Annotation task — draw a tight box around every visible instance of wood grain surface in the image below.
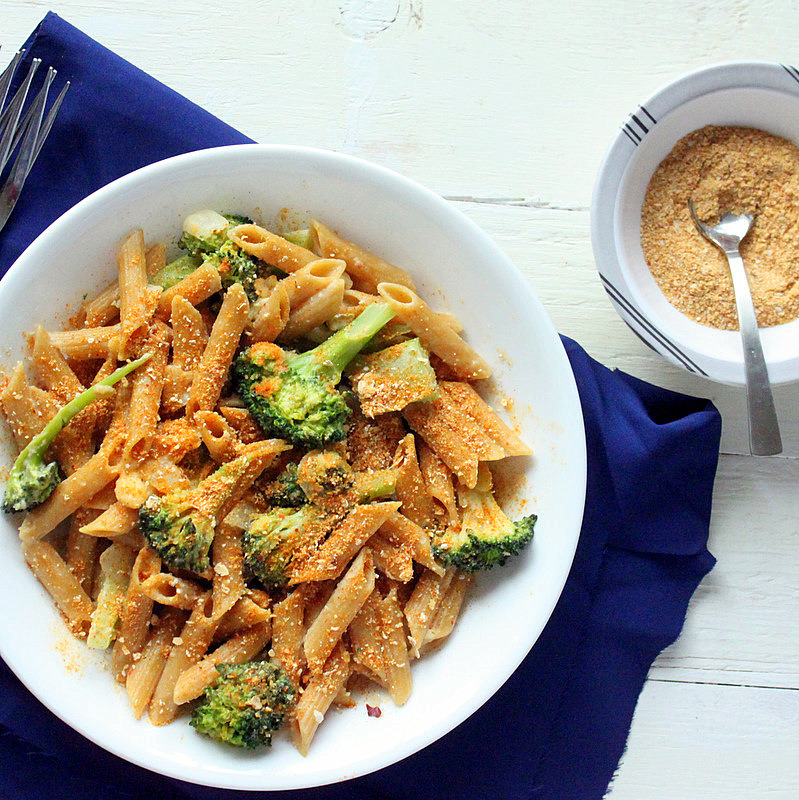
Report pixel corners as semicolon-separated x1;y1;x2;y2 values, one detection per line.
4;2;799;797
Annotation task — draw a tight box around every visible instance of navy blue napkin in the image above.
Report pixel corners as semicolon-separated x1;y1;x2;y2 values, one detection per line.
0;13;721;800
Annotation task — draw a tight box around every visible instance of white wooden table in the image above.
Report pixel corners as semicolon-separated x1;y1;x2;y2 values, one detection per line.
6;2;799;797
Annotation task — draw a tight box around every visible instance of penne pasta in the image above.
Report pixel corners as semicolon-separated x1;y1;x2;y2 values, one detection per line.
155;262;222;319
228;223;318;273
211;521;246;619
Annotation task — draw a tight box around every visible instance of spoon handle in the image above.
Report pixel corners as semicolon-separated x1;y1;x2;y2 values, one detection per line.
724;248;782;455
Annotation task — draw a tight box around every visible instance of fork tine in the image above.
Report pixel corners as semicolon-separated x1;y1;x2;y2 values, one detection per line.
0;58;40;174
32;79;69;164
7;66;56;158
0;50;24;114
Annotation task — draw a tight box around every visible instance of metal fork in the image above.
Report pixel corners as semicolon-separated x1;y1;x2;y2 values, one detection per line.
688;199;782;456
0;47;69;233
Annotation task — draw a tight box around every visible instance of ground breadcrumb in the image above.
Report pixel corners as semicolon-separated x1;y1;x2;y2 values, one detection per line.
641;125;799;329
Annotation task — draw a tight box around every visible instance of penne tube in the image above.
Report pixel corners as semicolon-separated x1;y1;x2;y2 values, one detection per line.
186;283;249;418
0;363;59;449
20;448;120;541
82;281;120;328
170;294;208;369
280;277;346;340
377;283;491;379
218;406;264;444
194;410;242;463
160;363;193;416
32;325;84;402
47;324;121;360
348;590;389;685
311;220;417;293
378;587;413;705
149;593;217;725
139;573;206;609
65;509;101;594
117;229;151;358
22;539;95;638
271;587;308;687
213;594;271;643
211;521;246;619
423;571;472;649
418;440;458;523
139;455;191;495
228;223;318;273
149;417;203;462
346;410;406;471
172;621;271;705
292;642;350;756
123;321;171;464
392;433;437;528
281;258;347;307
155;262;222;319
125;608;185;719
303;548;375;674
404;567;455;658
112;546;161;681
145;242;166;278
367;532;414;582
291;501;401;583
250;281;290;343
379;511;444;576
79;501;139;537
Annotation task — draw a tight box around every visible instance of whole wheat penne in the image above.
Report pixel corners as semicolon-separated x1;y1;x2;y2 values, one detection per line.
213;594;271;643
186;283;249;418
291;502;400;583
346;410;406;471
82;281;120;328
155;262;222;319
393;433;437;528
377;283;491;379
139;573;205;609
303;548;375;674
348;589;390;685
212;521;246;619
65;509;101;594
418;440;458;523
228;223;318;273
250;281;290;342
160;363;193;416
0;363;59;449
378;586;412;705
47;325;121;360
87;543;137;650
194;410;242;463
404;567;455;658
32;325;84;402
423;571;472;649
22;539;95;638
123;321;171;464
280;277;346;340
139;455;191;494
117;229;151;358
126;608;185;719
149;593;217;725
20;448;120;541
292;642;350;756
218;406;264;444
149;417;203;462
367;532;414;582
379;511;444;575
271;588;308;686
170;295;208;369
145;242;166;278
172;621;271;705
112;547;162;681
402;384;506;489
281;258;347;306
311;220;416;293
79;501;139;537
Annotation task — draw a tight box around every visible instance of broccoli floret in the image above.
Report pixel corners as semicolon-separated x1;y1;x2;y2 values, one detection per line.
177;210;262;299
431;485;536;572
296;449;396;513
262;461;307;507
139;446;275;573
234;302;395;448
190;661;297;748
2;354;152;513
243;504;335;586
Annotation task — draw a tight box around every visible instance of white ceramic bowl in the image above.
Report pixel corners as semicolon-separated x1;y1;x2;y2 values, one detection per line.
0;145;586;790
592;61;799;386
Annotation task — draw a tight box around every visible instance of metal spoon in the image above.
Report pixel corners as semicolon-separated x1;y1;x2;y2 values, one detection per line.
688;200;782;456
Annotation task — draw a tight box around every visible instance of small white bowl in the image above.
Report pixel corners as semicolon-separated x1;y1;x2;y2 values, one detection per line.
0;145;586;791
591;61;799;386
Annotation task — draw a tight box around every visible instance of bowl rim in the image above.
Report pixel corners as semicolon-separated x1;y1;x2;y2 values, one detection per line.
0;143;587;790
590;59;799;386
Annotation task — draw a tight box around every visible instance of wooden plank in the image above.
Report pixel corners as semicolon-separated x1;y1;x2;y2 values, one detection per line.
608;680;799;799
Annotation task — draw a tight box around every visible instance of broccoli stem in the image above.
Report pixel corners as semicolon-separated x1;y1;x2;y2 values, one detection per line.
299;302;395;379
8;354;152;481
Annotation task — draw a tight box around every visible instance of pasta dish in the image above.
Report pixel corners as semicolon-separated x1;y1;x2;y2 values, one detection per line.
0;210;535;754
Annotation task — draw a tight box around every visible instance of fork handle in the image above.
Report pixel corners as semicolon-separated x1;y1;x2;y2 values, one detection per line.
725;248;782;456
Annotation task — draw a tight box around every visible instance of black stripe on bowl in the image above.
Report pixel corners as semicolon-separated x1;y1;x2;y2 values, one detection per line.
621;106;658;146
599;274;708;376
780;64;799;85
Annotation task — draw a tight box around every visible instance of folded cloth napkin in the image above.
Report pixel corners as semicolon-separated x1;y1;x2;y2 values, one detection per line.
0;13;722;800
